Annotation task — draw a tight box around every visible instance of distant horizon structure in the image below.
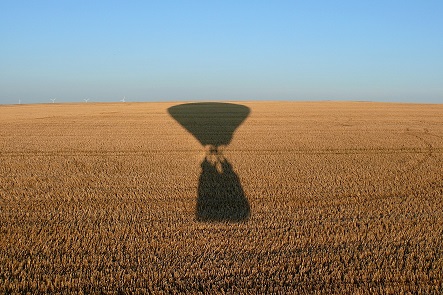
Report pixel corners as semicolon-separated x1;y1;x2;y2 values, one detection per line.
50;98;56;103
120;96;126;102
84;98;89;103
18;99;21;105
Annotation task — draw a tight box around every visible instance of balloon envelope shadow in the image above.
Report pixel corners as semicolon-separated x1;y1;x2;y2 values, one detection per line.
168;102;251;222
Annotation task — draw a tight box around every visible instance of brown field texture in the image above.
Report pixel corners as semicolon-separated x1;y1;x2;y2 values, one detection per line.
1;101;442;294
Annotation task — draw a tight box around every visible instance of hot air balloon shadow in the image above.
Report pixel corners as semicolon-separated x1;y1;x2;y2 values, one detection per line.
168;102;251;222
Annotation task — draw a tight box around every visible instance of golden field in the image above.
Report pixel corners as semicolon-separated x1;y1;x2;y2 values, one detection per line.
0;101;442;294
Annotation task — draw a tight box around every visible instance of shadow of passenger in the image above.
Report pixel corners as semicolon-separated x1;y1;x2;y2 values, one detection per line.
197;150;250;222
168;102;250;222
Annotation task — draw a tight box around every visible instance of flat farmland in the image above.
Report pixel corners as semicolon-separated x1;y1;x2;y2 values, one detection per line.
1;101;442;294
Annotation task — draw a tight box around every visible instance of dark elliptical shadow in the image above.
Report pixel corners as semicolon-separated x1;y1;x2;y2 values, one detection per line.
168;102;251;222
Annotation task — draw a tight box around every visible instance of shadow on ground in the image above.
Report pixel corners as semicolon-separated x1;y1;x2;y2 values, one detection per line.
168;102;250;222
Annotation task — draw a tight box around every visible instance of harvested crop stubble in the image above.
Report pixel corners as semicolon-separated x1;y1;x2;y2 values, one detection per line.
0;101;442;294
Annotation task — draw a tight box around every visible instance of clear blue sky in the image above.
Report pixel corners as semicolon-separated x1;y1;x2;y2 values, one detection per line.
1;1;442;104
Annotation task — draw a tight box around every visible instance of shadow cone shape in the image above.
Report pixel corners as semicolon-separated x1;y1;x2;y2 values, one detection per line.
168;102;251;222
168;102;250;148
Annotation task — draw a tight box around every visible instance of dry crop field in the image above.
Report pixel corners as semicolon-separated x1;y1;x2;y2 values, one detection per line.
1;101;442;294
